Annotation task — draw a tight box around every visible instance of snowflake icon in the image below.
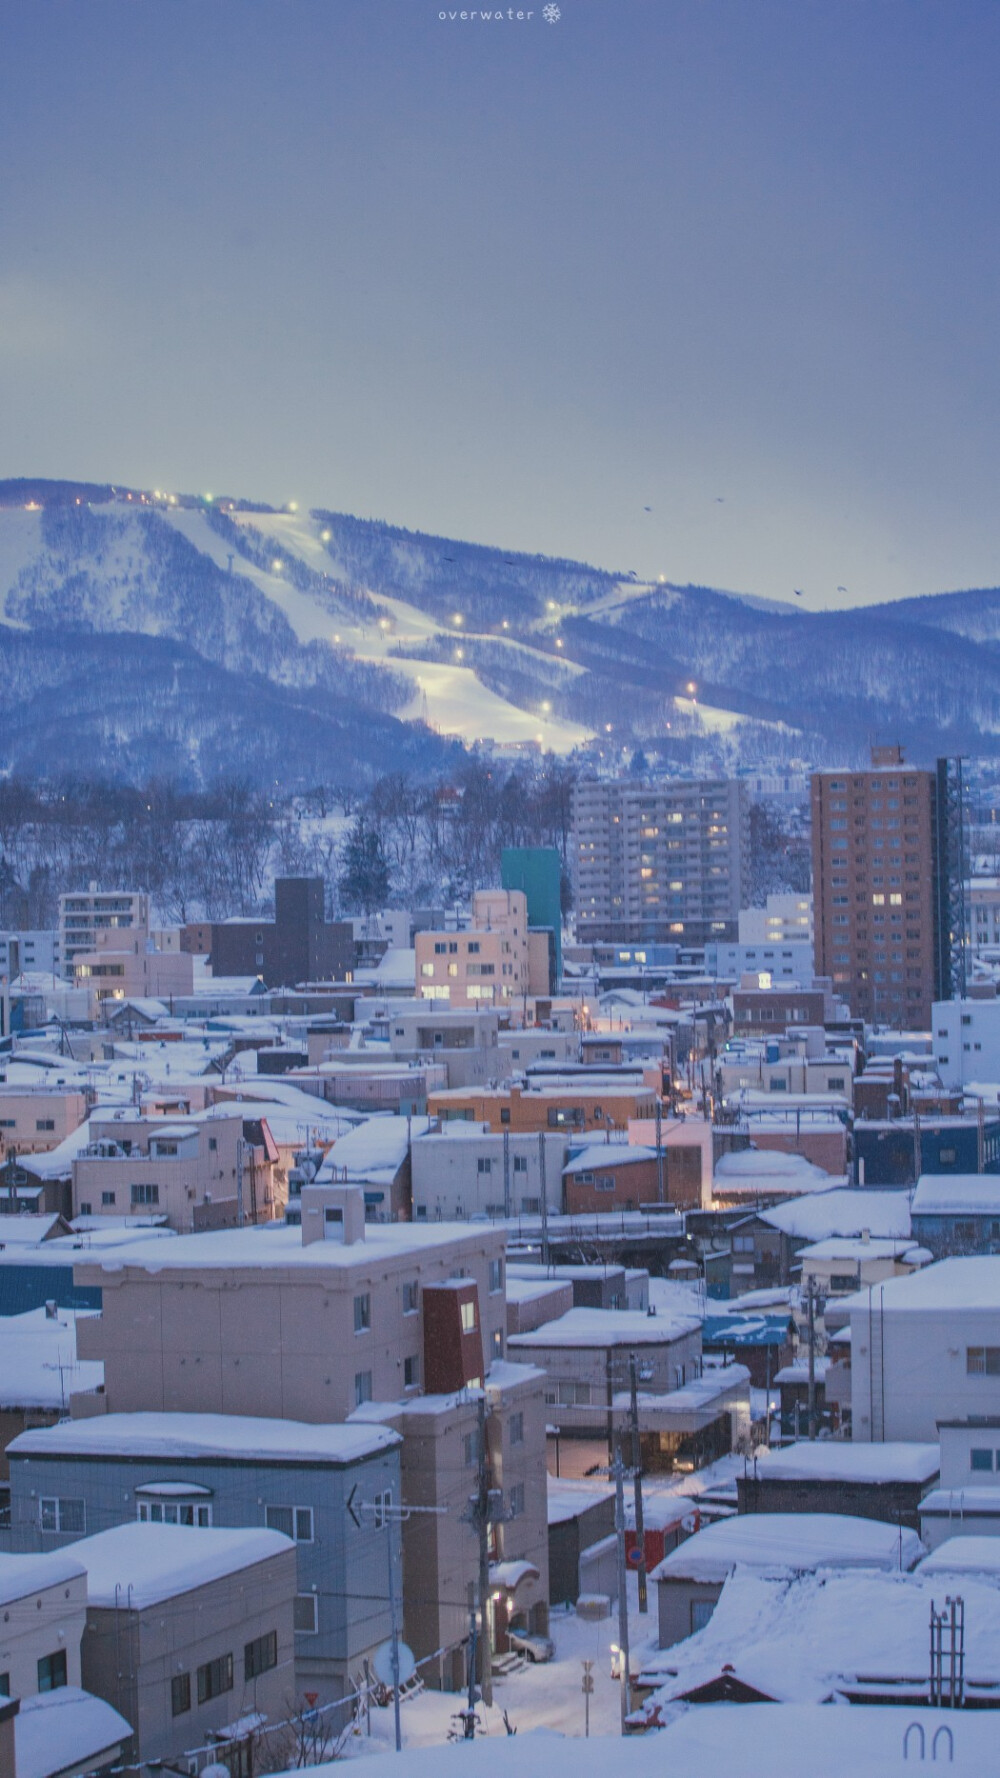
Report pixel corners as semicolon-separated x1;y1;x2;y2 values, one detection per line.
542;3;561;21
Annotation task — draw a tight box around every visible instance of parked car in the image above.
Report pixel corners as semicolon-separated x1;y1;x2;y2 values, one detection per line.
507;1628;555;1664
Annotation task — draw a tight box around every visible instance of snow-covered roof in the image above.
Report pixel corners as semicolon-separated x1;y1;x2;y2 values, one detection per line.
919;1537;1000;1577
546;1477;615;1525
15;1119;94;1179
72;1521;295;1609
320;1114;432;1183
0;1547;87;1609
650;1512;923;1584
615;1364;750;1415
640;1567;1000;1710
761;1187;913;1242
0;1308;103;1408
504;1276;572;1306
919;1487;1000;1518
15;1687;133;1778
8;1409;401;1466
912;1175;1000;1216
508;1306;701;1350
0;1213;64;1246
799;1236;918;1261
75;1218;500;1276
562;1144;657;1176
260;1706;999;1778
840;1255;1000;1313
752;1440;939;1485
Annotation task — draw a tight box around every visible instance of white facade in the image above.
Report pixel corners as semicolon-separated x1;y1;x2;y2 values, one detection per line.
738;894;814;947
933;997;1000;1089
0;1550;88;1699
0;930;60;980
970;879;1000;956
848;1259;1000;1442
410;1126;566;1220
710;941;816;987
58;890;149;981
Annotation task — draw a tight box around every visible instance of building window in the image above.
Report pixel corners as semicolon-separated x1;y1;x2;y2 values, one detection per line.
355;1370;373;1406
509;1411;524;1445
39;1497;85;1535
37;1651;67;1693
508;1483;525;1518
492;1327;504;1358
460;1299;477;1334
463;1431;477;1467
513;1155;527;1174
36;1119;55;1132
477;1157;492;1175
402;1280;418;1314
101;1191;116;1206
354;1293;371;1333
131;1183;159;1206
967;1347;1000;1375
244;1631;278;1681
197;1653;234;1704
489;1258;503;1293
404;1353;420;1388
971;1449;994;1472
294;1594;319;1634
138;1497;211;1527
265;1504;314;1542
171;1673;191;1716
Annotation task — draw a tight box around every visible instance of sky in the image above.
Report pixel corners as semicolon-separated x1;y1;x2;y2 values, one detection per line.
1;0;998;610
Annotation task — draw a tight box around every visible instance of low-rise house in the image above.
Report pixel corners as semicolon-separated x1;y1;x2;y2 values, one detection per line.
651;1512;924;1648
547;1479;615;1606
797;1234;925;1300
737;1439;940;1530
71;1107;277;1231
410;1125;566;1221
0;1548;88;1698
5;1412;402;1707
428;1076;658;1135
0;1090;88;1160
12;1687;132;1778
911;1175;1000;1258
508;1306;702;1474
920;1415;1000;1549
846;1257;1000;1443
622;1363;751;1475
73;1522;296;1770
505;1275;574;1336
0;1309;104;1528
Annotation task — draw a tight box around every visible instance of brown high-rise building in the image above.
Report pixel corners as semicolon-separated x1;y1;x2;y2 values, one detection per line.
812;747;957;1028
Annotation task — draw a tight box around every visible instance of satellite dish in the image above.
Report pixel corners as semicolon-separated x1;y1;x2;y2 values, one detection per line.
372;1639;416;1689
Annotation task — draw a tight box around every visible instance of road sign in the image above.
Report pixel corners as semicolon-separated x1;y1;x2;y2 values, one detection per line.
372;1639;416;1689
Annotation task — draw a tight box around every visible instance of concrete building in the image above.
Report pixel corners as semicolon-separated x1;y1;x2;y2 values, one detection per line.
572;777;749;947
0;1089;88;1158
5;1412;402;1707
934;994;1000;1089
73;1522;296;1769
427;1075;658;1135
183;877;354;986
0;1547;88;1699
71;1107;277;1231
501;846;563;986
811;747;956;1027
737;894;814;948
709;941;816;987
970;877;1000;956
410;1126;567;1221
58;890;148;983
846;1257;1000;1442
72;920;194;1019
0;931;60;983
797;1234;924;1299
415;890;536;1009
735;1440;939;1530
919;1417;1000;1548
911;1175;1000;1258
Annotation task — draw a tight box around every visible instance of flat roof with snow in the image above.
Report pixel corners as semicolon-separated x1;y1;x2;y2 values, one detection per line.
912;1175;1000;1215
74;1217;502;1278
651;1512;924;1583
508;1306;701;1349
752;1441;939;1485
72;1521;294;1610
841;1256;1000;1313
8;1410;400;1466
761;1187;913;1242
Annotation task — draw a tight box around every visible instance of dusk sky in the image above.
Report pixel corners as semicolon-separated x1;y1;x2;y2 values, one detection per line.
2;0;998;608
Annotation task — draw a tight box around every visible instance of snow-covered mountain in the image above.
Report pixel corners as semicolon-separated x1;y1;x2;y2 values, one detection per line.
2;478;999;787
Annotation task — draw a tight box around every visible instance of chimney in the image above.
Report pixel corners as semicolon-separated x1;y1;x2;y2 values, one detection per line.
45;1300;58;1320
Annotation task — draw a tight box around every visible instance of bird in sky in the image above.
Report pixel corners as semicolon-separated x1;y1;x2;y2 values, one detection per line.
714;496;725;503
794;588;804;598
643;505;652;512
837;585;848;593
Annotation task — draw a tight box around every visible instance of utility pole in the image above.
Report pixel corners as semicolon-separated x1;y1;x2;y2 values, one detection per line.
236;1137;244;1229
655;1099;665;1206
538;1132;549;1267
806;1278;819;1441
613;1442;631;1735
476;1394;493;1708
503;1128;511;1219
385;1516;402;1754
628;1352;648;1613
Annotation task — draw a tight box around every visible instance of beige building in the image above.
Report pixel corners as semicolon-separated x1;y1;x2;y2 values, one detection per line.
73;921;194;1019
0;1088;88;1157
69;1195;549;1693
72;1106;277;1231
0;1548;88;1699
58;889;149;982
75;1522;296;1769
416;890;538;1009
